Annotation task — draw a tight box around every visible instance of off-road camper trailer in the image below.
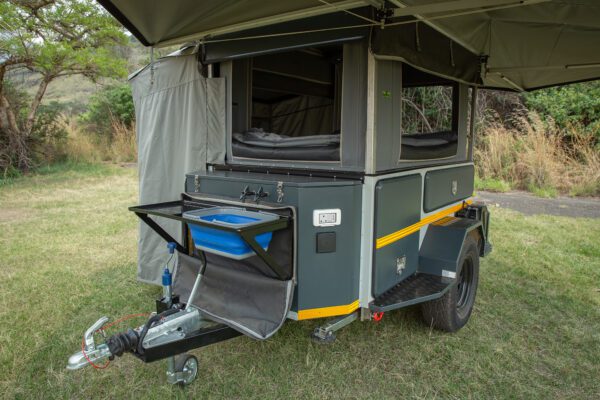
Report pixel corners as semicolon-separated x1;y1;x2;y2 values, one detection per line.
67;0;600;386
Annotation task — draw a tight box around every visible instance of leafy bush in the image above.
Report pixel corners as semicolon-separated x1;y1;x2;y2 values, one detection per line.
33;102;68;139
523;82;600;138
80;83;134;135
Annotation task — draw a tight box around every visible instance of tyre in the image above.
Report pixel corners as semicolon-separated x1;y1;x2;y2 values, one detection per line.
174;354;199;386
421;233;480;332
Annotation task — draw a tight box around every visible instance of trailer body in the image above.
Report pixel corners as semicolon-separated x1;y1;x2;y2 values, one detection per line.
66;0;600;385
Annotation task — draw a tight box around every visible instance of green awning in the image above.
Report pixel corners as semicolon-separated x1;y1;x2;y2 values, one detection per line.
98;0;600;90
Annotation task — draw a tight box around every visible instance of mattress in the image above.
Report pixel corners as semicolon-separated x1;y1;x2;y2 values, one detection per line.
401;131;458;160
232;129;340;161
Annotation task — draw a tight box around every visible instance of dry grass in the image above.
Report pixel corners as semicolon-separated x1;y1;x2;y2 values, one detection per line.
58;116;137;164
109;119;137;163
475;113;600;197
59;116;106;163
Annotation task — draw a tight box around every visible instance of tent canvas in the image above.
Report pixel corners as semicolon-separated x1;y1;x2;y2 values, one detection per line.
129;47;226;283
101;0;600;91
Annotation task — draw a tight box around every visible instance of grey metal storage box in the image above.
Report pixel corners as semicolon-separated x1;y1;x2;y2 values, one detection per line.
186;169;363;316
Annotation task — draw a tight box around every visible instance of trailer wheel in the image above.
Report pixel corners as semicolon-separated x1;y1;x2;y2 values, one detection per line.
174;354;199;386
421;234;479;332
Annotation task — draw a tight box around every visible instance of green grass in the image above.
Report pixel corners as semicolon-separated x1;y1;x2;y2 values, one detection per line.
527;183;559;199
0;162;127;188
1;165;599;399
475;176;512;193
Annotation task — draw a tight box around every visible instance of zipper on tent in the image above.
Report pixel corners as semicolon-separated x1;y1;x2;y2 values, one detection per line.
150;47;155;85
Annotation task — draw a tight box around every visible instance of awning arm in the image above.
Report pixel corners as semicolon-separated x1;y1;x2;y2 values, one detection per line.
391;0;550;18
362;0;386;8
387;0;550;55
155;0;368;48
488;62;600;73
494;73;525;91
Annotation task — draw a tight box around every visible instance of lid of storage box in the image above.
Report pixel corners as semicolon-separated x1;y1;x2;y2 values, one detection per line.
183;207;279;228
187;170;362;188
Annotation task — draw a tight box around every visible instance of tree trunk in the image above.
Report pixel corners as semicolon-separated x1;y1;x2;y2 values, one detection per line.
0;95;19;135
0;65;5;101
0;65;50;172
24;74;53;137
0;94;32;171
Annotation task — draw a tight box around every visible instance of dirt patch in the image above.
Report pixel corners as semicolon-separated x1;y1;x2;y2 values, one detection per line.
476;190;600;218
118;162;137;169
0;208;28;223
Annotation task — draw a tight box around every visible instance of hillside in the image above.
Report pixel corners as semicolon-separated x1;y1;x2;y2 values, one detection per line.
7;36;152;111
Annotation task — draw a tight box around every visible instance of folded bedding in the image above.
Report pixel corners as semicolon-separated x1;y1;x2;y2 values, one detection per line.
401;131;458;147
232;128;340;161
233;128;340;148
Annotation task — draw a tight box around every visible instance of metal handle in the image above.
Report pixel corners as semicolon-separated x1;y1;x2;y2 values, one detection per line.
84;316;109;350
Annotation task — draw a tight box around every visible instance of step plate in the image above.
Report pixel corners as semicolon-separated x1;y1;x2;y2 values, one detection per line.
370;273;453;312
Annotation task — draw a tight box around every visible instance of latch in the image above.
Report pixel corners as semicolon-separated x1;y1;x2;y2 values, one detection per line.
240;185;253;202
240;185;269;203
253;186;269;203
276;181;284;203
194;175;200;192
396;255;406;275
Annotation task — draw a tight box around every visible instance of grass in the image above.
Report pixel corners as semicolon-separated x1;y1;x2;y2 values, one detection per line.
1;165;599;399
0;162;125;188
475;176;512;193
474;113;600;197
527;183;559;199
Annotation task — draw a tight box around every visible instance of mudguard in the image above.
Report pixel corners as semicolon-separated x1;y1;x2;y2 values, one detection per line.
418;217;483;279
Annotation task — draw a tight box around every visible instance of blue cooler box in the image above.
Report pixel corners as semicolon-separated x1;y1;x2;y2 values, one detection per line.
183;207;278;260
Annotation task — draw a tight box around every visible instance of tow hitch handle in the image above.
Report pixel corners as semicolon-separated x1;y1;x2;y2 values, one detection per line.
84;316;109;350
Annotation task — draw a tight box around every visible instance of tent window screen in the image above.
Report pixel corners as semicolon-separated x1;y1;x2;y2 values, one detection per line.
400;84;458;161
232;45;342;161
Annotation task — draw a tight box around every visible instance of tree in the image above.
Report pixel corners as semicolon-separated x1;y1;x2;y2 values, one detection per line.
523;82;600;138
0;0;127;171
80;83;134;135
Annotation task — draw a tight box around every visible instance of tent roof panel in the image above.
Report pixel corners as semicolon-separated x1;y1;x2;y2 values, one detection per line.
97;0;367;46
99;0;600;90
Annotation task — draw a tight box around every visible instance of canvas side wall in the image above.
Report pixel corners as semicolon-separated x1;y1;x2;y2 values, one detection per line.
130;53;226;284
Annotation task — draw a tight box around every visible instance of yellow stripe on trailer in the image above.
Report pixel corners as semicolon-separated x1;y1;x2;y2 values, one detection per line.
376;200;472;249
297;299;360;320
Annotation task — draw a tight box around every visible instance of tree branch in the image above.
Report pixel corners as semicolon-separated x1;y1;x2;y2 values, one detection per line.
402;98;434;133
24;74;53;137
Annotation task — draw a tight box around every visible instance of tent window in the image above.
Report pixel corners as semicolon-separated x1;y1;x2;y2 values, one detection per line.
400;84;458;161
232;45;343;162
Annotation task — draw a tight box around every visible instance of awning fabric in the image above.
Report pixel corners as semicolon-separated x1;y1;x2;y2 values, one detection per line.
99;0;600;90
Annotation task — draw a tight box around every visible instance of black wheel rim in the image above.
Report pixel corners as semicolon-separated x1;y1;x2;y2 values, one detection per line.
456;257;473;316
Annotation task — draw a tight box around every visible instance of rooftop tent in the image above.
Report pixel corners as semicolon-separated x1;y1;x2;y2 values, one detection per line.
99;0;600;91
